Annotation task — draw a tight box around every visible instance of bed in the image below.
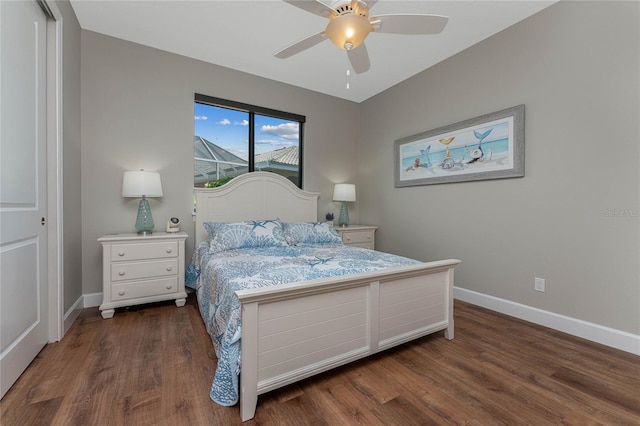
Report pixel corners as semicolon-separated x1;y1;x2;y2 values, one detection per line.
189;172;460;421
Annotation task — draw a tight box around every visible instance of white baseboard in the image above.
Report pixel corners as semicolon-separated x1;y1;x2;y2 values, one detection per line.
63;293;102;335
454;287;640;356
63;295;83;335
83;292;103;308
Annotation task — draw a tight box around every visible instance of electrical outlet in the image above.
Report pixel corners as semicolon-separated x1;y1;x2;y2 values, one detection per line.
534;277;545;292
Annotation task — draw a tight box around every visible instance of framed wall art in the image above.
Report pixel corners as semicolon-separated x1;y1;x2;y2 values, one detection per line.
394;105;524;187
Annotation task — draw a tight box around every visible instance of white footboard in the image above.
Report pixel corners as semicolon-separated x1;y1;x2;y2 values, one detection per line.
236;258;460;421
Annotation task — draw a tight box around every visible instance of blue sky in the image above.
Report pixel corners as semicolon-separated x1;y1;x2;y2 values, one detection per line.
194;103;299;160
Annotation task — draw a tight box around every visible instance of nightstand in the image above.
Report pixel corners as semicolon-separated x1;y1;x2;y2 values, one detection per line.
335;225;377;249
97;232;188;319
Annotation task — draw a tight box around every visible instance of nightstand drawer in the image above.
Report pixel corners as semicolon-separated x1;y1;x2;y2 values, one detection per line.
336;225;377;250
111;241;178;261
342;231;374;245
111;259;178;282
111;277;179;301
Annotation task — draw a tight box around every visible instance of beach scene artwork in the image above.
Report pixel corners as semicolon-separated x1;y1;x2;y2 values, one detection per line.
395;105;524;186
399;117;513;181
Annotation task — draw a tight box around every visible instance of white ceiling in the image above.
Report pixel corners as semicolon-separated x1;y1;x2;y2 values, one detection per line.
69;0;555;103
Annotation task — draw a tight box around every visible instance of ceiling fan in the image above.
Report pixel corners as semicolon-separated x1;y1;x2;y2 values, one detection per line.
275;0;449;74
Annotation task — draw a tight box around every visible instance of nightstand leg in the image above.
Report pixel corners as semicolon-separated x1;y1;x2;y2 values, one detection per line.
101;309;115;319
175;298;186;307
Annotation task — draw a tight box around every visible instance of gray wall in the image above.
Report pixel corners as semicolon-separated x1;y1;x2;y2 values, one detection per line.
359;1;639;334
78;1;639;336
80;31;361;295
55;0;83;313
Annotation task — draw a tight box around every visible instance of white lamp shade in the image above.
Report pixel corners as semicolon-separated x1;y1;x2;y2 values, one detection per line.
333;183;356;202
122;170;163;198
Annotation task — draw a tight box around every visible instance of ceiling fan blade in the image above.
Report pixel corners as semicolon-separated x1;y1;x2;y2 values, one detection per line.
275;32;327;59
282;0;337;18
370;14;449;35
347;43;370;74
363;0;378;11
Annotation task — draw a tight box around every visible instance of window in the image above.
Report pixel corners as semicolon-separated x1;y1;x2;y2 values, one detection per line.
194;94;305;188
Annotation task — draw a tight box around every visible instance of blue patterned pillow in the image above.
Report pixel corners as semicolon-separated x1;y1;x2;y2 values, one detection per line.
283;221;343;246
204;220;287;253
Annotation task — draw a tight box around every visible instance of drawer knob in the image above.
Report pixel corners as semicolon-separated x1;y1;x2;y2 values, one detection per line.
118;271;125;276
165;248;173;254
118;251;125;257
166;284;172;290
346;237;351;241
166;266;173;272
118;290;125;296
367;236;371;240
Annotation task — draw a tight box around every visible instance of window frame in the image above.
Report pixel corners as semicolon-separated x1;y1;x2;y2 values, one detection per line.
195;93;306;188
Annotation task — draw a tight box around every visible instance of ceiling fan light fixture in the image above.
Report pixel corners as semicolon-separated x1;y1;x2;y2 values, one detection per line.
326;13;371;51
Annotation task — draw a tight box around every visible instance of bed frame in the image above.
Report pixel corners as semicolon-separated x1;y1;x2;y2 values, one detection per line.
194;172;460;421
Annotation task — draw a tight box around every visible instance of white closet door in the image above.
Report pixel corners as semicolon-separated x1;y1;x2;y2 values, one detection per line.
0;0;49;399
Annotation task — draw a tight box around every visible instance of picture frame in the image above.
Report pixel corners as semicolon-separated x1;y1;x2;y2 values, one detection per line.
394;105;525;187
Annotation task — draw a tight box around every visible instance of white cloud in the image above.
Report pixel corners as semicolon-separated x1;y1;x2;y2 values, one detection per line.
260;122;299;141
237;119;249;126
194;115;208;120
219;118;231;125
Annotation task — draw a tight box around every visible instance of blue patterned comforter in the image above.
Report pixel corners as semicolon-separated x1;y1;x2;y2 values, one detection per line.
185;243;420;406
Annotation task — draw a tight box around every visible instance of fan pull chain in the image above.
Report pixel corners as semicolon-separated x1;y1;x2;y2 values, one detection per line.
346;69;350;89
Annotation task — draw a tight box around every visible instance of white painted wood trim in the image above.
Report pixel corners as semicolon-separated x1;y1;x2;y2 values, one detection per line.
82;292;103;308
63;295;82;334
44;0;64;343
368;281;380;353
240;302;258;422
445;267;455;340
454;287;640;355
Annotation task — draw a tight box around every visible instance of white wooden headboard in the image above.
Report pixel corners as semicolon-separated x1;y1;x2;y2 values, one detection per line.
194;172;320;246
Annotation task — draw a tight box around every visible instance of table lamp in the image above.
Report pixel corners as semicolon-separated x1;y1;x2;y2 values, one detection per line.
333;183;356;227
122;170;163;235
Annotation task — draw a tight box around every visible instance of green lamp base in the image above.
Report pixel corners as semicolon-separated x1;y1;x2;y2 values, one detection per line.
135;197;155;234
338;201;349;227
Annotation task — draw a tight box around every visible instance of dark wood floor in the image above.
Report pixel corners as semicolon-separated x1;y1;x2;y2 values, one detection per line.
2;294;639;425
